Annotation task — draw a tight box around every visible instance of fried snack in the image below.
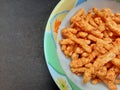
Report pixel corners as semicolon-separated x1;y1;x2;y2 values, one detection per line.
71;8;85;23
112;16;120;24
89;18;98;28
71;37;91;53
96;66;107;77
99;76;117;90
112;58;120;67
83;68;92;83
88;34;112;50
93;7;112;21
105;67;116;82
59;7;120;90
59;39;74;45
74;20;104;38
77;32;88;38
71;67;86;74
91;78;102;84
115;79;120;84
70;50;98;68
106;21;120;36
93;42;120;71
85;11;93;22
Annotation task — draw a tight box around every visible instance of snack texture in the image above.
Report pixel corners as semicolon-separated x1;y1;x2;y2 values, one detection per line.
59;8;120;90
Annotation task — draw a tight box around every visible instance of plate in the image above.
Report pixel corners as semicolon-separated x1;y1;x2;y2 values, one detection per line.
44;0;120;90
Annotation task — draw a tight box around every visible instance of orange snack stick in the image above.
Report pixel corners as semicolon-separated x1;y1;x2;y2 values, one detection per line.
91;78;102;84
96;66;107;77
71;37;91;53
70;50;98;68
83;68;93;84
85;11;93;22
112;16;120;24
115;79;120;84
82;52;89;57
94;17;103;25
112;58;120;67
59;39;74;45
98;23;106;32
89;18;98;28
61;45;67;51
75;20;103;38
88;34;112;50
77;32;88;38
61;28;76;38
75;47;84;54
71;67;86;73
93;8;112;21
106;21;120;36
93;42;120;71
71;8;85;23
105;68;116;82
100;76;117;90
71;53;79;60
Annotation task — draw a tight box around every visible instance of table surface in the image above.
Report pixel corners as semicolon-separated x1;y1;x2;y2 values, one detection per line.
0;0;60;90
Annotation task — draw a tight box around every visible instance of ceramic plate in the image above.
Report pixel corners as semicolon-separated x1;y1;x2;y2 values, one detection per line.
44;0;120;90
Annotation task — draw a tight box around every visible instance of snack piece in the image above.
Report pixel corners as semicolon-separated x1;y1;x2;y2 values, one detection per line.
93;42;120;71
91;78;102;84
59;7;120;90
71;8;85;23
106;21;120;36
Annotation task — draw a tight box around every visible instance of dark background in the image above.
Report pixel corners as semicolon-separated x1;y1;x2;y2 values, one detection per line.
0;0;59;90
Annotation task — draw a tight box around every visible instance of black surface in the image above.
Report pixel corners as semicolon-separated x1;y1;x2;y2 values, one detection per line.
0;0;60;90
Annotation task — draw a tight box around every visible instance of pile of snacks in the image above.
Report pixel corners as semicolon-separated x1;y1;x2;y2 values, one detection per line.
59;8;120;90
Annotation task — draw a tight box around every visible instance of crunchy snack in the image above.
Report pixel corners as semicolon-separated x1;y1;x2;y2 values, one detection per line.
59;7;120;90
